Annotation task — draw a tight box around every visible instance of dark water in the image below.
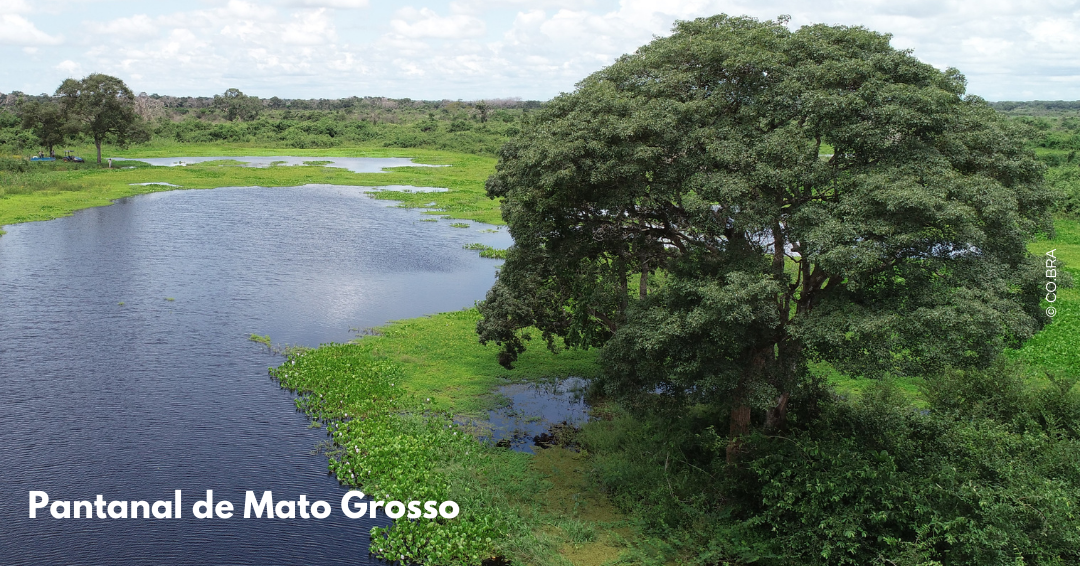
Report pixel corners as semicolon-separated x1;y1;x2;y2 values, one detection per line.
484;378;591;453
0;183;509;565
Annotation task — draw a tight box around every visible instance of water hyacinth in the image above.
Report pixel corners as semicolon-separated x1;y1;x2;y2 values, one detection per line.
269;344;511;564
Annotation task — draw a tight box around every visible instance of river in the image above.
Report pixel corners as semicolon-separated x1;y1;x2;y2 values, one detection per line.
0;181;509;565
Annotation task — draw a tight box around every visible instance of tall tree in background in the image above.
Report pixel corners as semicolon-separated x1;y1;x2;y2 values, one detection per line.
17;99;68;157
214;88;261;122
477;14;1053;460
56;74;141;164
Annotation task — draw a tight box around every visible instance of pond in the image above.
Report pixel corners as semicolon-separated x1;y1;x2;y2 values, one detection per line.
483;377;591;453
0;181;510;565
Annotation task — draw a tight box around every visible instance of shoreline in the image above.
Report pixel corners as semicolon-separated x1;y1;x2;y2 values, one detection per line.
0;146;502;236
269;308;624;565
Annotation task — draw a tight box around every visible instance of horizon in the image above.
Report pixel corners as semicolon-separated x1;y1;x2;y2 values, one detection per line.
5;91;1080;106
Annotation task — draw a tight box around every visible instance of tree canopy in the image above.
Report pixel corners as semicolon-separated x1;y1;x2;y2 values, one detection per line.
57;73;144;163
213;88;261;122
17;99;68;156
477;15;1053;457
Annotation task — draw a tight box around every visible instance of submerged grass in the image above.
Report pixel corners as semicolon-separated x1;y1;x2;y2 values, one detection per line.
464;243;508;259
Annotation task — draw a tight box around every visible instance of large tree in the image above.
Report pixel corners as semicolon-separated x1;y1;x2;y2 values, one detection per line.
56;73;142;164
18;98;68;156
477;15;1053;460
213;88;261;122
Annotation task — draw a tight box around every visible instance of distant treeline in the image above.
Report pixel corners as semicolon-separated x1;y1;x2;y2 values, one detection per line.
0;89;542;156
5;89;1080;162
994;101;1080;216
0;90;542;117
990;100;1080;115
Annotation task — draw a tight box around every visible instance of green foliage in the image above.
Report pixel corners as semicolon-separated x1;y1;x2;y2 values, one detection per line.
464;243;508;259
56;73;147;163
213;88;261;122
741;371;1080;566
581;362;1080;565
478;14;1053;448
271;348;514;564
248;334;272;346
18;98;68;155
0;156;30;172
1046;166;1080;217
267;309;603;564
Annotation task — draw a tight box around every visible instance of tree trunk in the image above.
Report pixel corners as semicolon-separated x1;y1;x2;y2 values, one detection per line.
726;404;751;464
95;139;102;164
764;391;790;433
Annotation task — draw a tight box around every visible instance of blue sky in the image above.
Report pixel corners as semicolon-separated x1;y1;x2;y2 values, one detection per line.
2;0;1079;101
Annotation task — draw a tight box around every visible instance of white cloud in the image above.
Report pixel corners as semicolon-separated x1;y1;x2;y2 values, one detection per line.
6;0;1080;100
0;0;31;13
391;7;486;39
0;14;62;45
55;59;81;76
86;15;160;40
291;0;369;8
281;9;336;45
221;0;271;20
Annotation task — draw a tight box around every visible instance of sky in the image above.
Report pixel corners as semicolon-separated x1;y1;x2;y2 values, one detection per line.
1;0;1079;101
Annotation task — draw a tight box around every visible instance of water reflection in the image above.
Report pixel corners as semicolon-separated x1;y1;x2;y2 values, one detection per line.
0;183;508;565
481;378;591;453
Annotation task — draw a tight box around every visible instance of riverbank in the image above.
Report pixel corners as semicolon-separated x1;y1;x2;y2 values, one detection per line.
271;308;633;566
276;217;1078;565
0;145;501;235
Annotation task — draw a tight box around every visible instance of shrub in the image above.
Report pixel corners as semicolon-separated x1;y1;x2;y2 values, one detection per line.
0;156;29;172
581;363;1080;565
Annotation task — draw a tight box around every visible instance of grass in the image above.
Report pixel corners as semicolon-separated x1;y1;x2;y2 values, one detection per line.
1008;216;1080;375
344;308;598;414
464;243;508;259
0;143;503;235
8;138;1073;564
279;220;1079;564
270;309;627;565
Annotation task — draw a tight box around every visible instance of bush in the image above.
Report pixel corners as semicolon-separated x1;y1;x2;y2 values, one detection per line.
580;363;1080;565
0;156;29;172
1046;166;1080;217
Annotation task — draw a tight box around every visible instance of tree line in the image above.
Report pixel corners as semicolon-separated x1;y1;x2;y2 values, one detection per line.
1;82;537;158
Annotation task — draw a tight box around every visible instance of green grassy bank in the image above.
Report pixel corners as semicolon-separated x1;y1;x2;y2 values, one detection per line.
273;217;1079;565
0;145;501;235
270;309;630;566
